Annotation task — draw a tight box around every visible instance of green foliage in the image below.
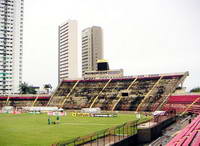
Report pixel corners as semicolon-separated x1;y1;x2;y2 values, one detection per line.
0;113;149;145
190;87;200;93
19;82;37;94
44;84;52;94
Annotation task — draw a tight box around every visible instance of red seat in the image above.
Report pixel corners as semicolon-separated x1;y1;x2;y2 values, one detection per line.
167;115;200;146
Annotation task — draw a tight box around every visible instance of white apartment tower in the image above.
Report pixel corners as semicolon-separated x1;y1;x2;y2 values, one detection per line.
0;0;24;94
82;26;103;76
58;20;78;82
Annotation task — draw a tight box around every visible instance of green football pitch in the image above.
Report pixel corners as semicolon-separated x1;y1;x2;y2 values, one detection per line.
0;112;150;146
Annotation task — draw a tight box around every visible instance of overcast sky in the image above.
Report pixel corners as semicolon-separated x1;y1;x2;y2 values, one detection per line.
23;0;200;91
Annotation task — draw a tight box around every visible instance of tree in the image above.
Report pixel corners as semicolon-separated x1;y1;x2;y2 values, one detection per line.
19;82;29;94
19;82;37;94
44;84;52;94
190;87;200;93
28;86;37;94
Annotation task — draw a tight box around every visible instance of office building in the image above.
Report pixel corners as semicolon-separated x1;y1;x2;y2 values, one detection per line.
0;0;24;94
58;20;78;82
82;26;103;76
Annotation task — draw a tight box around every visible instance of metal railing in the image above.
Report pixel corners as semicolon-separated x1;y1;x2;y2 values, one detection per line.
54;118;151;146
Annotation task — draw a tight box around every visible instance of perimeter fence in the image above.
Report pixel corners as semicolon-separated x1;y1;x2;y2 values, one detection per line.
54;117;152;146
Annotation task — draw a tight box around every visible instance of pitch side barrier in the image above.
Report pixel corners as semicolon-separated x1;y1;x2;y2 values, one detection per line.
54;117;152;146
71;112;118;117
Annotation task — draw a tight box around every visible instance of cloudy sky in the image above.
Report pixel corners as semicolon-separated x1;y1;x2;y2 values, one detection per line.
23;0;200;90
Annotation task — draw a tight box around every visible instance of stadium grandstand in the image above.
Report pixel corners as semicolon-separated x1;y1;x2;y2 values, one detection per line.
46;71;189;112
2;71;200;114
0;94;49;107
2;91;200;114
163;93;200;114
0;72;189;112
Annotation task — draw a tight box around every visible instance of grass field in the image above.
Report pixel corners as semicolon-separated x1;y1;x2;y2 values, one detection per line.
0;112;150;146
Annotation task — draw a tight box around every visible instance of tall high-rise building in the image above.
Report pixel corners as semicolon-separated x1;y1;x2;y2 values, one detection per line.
0;0;24;94
58;20;78;82
82;26;103;76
